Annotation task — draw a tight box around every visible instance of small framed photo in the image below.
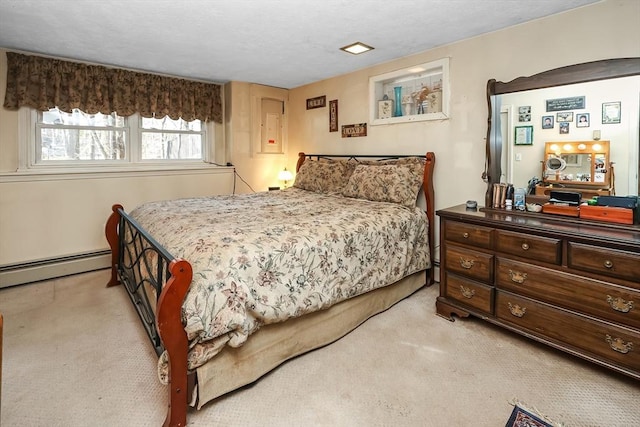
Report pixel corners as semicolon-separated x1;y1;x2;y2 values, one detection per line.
576;113;590;127
602;101;621;124
556;112;573;122
514;126;533;145
559;122;570;134
518;106;531;122
378;99;393;119
542;115;554;129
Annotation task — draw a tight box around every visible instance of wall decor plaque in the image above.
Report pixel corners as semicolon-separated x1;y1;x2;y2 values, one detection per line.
341;123;367;138
545;96;585;111
306;95;326;109
329;99;338;132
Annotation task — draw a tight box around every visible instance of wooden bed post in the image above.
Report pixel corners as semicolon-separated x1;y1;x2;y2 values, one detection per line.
424;152;436;285
157;259;193;427
296;152;307;172
105;204;123;287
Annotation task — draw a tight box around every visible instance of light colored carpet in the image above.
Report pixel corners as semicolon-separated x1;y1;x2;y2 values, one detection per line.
0;269;638;426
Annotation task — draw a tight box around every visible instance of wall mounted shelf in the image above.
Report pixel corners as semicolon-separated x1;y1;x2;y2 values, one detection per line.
369;57;450;125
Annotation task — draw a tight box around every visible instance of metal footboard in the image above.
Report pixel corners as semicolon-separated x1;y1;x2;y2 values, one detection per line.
116;207;176;356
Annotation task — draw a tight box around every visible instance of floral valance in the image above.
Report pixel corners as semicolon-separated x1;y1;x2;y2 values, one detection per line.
3;52;222;123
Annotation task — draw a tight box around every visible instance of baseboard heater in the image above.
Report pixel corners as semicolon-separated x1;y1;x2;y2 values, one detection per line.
0;250;111;289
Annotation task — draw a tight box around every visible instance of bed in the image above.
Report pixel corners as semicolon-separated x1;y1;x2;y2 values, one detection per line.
105;152;435;426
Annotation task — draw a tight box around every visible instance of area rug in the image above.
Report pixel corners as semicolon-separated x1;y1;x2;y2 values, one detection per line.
505;399;564;427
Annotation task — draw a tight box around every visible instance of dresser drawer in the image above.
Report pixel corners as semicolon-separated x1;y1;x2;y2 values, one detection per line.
496;257;640;328
494;230;561;265
445;273;493;314
568;242;640;285
444;221;492;249
496;291;640;372
444;244;493;283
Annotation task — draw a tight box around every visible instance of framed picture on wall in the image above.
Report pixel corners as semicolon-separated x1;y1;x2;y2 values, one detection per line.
329;99;338;132
518;106;531;122
556;112;573;122
576;113;590;127
542;115;554;129
602;102;621;124
514;126;533;145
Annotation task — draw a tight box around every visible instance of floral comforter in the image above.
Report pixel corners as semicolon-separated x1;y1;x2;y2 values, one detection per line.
129;188;430;372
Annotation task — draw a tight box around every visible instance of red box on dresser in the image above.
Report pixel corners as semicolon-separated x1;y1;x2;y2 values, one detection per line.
580;205;634;225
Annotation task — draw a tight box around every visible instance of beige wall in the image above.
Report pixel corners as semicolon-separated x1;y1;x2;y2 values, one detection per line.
0;171;234;265
1;0;639;273
225;81;292;193
287;0;640;244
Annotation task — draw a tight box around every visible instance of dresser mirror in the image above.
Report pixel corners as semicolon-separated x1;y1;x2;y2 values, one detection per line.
537;140;613;198
544;141;610;184
484;58;640;208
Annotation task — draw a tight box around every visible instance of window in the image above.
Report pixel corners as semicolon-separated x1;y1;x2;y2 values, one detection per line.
140;116;203;160
37;108;126;162
28;107;214;170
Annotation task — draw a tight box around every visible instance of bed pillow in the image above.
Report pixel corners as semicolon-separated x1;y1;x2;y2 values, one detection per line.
360;156;426;181
293;160;353;193
342;164;423;208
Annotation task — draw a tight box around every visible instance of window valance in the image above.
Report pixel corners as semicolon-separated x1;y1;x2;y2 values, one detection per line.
3;52;222;123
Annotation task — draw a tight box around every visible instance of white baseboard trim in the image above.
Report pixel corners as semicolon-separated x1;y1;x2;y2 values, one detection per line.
0;250;111;289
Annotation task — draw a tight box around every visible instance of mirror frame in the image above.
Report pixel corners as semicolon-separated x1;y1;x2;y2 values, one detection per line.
484;57;640;207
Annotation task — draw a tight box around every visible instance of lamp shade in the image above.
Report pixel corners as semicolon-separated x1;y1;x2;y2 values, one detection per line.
278;169;293;182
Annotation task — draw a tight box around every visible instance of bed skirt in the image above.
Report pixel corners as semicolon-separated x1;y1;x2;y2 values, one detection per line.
194;270;426;409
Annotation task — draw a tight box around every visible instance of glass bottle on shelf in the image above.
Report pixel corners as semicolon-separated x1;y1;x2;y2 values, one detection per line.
393;86;403;117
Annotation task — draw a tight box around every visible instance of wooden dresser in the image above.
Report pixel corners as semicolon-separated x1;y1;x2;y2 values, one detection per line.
436;204;640;380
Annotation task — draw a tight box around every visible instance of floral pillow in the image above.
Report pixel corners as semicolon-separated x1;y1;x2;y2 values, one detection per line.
342;164;423;208
360;156;426;182
293;160;353;193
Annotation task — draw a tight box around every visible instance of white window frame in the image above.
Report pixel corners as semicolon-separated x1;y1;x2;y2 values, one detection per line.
17;107;222;175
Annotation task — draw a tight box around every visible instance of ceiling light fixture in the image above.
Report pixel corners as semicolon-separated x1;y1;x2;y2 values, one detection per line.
340;42;374;55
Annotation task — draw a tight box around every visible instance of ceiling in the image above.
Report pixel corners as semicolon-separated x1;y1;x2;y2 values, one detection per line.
0;0;599;89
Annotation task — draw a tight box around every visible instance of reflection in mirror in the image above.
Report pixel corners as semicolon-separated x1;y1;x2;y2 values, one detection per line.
484;58;640;207
536;141;613;199
545;156;566;173
500;78;637;196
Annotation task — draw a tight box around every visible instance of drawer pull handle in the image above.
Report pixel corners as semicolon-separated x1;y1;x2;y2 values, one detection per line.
507;302;526;318
459;257;475;269
521;243;530;251
462;232;469;239
509;269;528;284
603;260;613;269
607;295;634;313
460;285;475;299
605;334;634;354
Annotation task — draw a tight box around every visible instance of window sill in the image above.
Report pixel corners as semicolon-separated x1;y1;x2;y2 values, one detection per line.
0;163;234;183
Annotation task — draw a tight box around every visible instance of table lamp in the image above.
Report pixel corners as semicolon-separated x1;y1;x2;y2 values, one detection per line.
278;168;293;188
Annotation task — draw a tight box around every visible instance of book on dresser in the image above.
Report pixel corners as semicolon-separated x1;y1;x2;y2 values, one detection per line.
436;204;640;380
